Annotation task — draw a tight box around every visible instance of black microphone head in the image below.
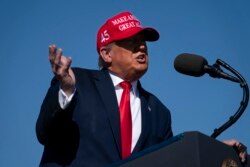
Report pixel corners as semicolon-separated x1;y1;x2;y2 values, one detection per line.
174;53;208;77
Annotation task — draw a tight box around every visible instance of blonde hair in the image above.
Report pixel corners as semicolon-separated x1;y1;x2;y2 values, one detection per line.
98;43;113;69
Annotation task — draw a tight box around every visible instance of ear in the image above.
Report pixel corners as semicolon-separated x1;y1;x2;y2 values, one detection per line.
99;46;112;63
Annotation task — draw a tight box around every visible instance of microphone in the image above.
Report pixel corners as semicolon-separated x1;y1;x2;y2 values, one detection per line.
173;53;249;138
174;53;240;83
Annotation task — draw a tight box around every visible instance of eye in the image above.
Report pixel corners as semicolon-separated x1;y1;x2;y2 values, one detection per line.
114;35;146;50
126;39;146;48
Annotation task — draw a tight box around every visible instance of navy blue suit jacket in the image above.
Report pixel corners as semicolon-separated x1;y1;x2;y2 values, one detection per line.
36;68;173;167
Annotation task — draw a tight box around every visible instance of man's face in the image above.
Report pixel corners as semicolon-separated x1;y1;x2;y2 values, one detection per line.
108;33;149;81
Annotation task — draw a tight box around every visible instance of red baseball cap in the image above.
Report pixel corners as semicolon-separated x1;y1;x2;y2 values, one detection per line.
96;11;159;53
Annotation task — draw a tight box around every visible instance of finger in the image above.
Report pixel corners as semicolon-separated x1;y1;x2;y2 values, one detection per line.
239;143;247;152
235;142;247;153
240;151;246;158
54;48;62;66
240;152;247;163
64;56;72;71
57;56;72;77
49;44;56;55
52;48;65;75
48;44;57;64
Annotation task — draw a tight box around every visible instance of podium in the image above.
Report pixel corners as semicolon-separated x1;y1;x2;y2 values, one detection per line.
110;131;249;167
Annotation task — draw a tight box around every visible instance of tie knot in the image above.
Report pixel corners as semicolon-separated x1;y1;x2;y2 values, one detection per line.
120;81;131;90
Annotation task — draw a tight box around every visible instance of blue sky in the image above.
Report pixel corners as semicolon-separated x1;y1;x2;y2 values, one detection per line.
0;0;249;166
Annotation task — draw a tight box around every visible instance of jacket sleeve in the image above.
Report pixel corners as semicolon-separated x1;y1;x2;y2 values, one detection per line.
35;77;77;145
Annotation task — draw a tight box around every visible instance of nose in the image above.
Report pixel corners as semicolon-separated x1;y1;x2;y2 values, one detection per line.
133;41;147;53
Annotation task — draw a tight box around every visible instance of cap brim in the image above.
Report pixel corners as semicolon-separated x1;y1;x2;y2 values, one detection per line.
111;27;160;43
141;28;159;41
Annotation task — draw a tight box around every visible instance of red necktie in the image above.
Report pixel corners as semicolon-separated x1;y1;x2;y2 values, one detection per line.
119;81;132;159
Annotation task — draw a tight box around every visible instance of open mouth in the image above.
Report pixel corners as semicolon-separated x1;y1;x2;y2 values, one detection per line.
136;54;146;63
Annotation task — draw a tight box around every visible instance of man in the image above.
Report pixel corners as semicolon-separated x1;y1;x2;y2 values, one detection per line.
36;11;247;167
36;11;173;166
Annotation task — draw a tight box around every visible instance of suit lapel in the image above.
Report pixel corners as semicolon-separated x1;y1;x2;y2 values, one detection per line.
132;82;151;153
92;69;121;154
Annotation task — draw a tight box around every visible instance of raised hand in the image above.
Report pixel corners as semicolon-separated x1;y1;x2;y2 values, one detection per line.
48;44;76;96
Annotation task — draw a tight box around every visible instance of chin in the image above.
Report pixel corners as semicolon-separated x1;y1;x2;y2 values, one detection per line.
134;68;147;80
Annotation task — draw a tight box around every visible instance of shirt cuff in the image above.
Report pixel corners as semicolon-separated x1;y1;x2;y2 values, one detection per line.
58;88;76;109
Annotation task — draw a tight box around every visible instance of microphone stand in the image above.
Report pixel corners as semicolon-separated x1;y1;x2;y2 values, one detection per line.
210;59;249;138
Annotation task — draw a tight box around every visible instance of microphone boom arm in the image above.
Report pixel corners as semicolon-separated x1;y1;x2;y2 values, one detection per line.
210;59;249;138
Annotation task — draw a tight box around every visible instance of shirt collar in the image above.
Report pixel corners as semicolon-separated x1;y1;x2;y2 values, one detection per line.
109;71;138;94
